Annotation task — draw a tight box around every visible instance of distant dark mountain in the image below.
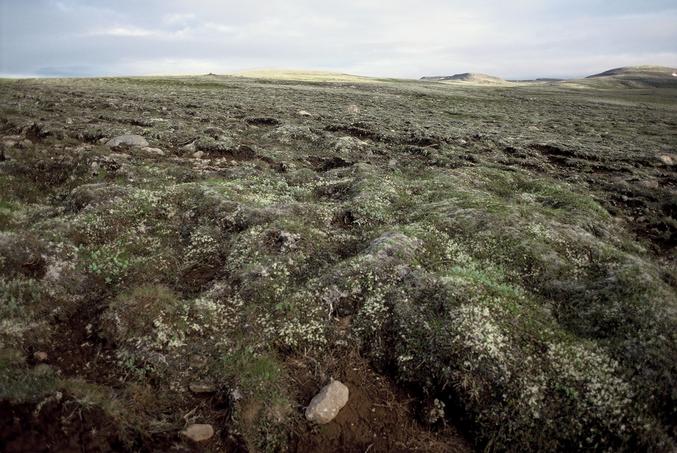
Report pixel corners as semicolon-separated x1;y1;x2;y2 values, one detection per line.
583;66;677;88
587;65;675;78
420;73;506;84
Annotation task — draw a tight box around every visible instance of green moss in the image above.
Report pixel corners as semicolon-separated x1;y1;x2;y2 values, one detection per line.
100;285;181;345
0;359;59;403
222;347;285;398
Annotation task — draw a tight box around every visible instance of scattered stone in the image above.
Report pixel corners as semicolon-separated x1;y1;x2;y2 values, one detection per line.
141;146;165;156
181;141;197;153
33;351;48;362
297;110;312;116
181;424;214;442
105;134;149;148
189;382;216;394
193;151;205;159
657;154;674;166
305;380;349;424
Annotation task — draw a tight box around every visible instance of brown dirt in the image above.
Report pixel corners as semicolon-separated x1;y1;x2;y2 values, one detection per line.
289;353;471;453
20;298;249;453
0;396;125;453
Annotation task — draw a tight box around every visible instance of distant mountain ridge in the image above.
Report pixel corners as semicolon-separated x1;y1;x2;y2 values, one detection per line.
420;73;505;83
420;66;677;88
586;65;676;78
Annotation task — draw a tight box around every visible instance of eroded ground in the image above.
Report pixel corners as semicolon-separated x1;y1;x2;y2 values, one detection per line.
0;75;676;452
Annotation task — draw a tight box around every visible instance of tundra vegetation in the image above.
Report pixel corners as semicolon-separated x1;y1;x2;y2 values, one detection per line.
0;69;675;452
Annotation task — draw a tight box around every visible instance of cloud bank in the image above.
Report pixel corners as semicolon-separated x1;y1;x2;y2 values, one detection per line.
1;0;676;79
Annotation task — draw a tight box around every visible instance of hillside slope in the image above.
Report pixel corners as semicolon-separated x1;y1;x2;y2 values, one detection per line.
421;72;508;84
0;75;676;452
579;65;677;88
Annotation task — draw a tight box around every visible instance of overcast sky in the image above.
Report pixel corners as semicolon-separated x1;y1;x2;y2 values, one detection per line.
1;0;676;79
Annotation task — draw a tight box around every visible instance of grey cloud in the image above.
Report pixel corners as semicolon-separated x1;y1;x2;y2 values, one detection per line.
1;0;676;78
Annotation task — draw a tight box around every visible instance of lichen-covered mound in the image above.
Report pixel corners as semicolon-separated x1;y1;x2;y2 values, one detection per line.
1;75;675;452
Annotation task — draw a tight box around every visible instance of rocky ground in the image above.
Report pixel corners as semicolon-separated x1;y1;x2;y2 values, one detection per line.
0;73;675;452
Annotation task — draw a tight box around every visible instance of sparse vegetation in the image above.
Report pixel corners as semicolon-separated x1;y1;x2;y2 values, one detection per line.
0;71;675;452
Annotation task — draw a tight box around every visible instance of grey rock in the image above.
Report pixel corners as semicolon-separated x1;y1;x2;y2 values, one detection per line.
189;382;216;394
105;134;149;147
141;146;165;156
305;380;349;424
181;424;214;442
181;141;197;152
657;154;674;166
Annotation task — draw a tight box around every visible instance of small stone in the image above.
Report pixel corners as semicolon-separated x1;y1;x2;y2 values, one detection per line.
105;134;149;148
657;154;674;166
182;141;197;153
181;424;214;442
141;146;165;156
189;382;216;394
305;380;349;424
297;110;312;116
33;351;48;362
192;151;205;159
